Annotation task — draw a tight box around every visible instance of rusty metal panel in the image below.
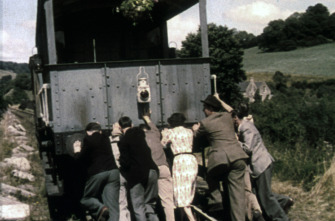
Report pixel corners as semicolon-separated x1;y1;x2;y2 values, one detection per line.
160;62;211;125
50;68;108;133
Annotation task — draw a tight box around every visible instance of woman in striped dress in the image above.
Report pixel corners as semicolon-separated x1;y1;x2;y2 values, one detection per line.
161;113;198;221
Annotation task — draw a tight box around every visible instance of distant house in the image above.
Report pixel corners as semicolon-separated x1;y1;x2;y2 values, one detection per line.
238;77;272;102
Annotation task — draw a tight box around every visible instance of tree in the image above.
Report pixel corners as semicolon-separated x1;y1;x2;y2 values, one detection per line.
13;74;31;90
0;75;12;95
283;13;303;45
259;19;286;52
273;71;289;93
0;95;8;118
258;3;331;51
233;30;258;49
6;87;29;105
178;23;246;104
324;13;335;40
300;3;330;46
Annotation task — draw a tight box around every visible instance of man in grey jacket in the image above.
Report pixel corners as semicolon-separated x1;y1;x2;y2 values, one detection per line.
233;104;294;221
193;95;249;221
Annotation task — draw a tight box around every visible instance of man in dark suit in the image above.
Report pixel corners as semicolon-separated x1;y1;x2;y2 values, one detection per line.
192;95;249;221
74;122;120;221
118;116;159;221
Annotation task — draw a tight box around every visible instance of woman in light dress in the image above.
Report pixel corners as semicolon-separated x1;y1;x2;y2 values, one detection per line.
161;113;198;221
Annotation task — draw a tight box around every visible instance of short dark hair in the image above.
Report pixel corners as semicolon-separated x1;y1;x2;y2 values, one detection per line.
232;103;249;119
167;113;186;128
85;122;101;131
118;116;132;129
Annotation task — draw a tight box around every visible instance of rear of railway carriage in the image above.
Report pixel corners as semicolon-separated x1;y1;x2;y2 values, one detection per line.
29;0;213;219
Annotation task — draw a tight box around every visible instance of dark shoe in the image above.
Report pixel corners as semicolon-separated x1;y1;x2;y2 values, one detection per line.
283;198;294;213
252;210;265;221
97;206;109;221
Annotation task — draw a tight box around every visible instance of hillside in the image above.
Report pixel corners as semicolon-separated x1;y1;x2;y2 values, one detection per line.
243;42;335;77
0;70;17;80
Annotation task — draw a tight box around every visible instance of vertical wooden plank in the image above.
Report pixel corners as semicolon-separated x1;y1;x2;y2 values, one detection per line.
199;0;209;57
44;0;57;64
161;21;170;58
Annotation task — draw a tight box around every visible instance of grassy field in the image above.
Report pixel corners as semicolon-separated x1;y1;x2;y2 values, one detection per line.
243;42;335;80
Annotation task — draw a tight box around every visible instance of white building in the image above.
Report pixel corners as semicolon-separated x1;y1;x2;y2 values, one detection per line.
238;77;272;102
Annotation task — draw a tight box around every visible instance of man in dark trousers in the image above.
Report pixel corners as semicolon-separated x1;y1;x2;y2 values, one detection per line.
74;122;120;221
118;116;159;221
192;95;249;221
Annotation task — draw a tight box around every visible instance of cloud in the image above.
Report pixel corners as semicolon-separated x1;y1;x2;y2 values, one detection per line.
22;20;36;30
1;30;10;44
0;18;36;63
224;1;293;34
0;30;11;60
0;30;32;63
167;15;199;49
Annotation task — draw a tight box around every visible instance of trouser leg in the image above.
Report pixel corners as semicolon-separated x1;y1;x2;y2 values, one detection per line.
80;171;109;218
157;165;175;221
245;169;262;220
228;159;247;221
102;169;120;221
254;164;289;221
129;183;147;221
144;169;159;221
207;161;246;221
119;174;131;221
206;171;223;210
207;165;229;220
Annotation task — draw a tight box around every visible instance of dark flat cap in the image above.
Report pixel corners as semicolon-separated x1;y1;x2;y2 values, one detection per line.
201;95;221;109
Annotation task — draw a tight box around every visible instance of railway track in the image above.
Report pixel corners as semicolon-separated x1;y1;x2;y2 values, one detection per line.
8;106;34;116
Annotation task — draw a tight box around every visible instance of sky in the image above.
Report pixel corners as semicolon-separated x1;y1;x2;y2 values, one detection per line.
1;0;335;63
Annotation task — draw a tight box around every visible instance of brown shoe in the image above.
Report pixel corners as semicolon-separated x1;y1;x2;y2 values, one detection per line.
97;206;109;221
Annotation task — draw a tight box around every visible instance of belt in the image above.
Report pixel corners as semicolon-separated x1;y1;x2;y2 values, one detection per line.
174;152;194;157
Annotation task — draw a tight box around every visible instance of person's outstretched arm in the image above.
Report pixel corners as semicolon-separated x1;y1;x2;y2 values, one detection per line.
142;108;152;124
214;93;233;112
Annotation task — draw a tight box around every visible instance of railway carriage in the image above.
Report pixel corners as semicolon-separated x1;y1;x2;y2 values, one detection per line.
29;0;213;219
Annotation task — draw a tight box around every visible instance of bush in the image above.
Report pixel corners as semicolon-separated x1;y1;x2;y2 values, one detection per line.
250;77;335;190
13;74;31;90
6;87;29;105
268;139;334;190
